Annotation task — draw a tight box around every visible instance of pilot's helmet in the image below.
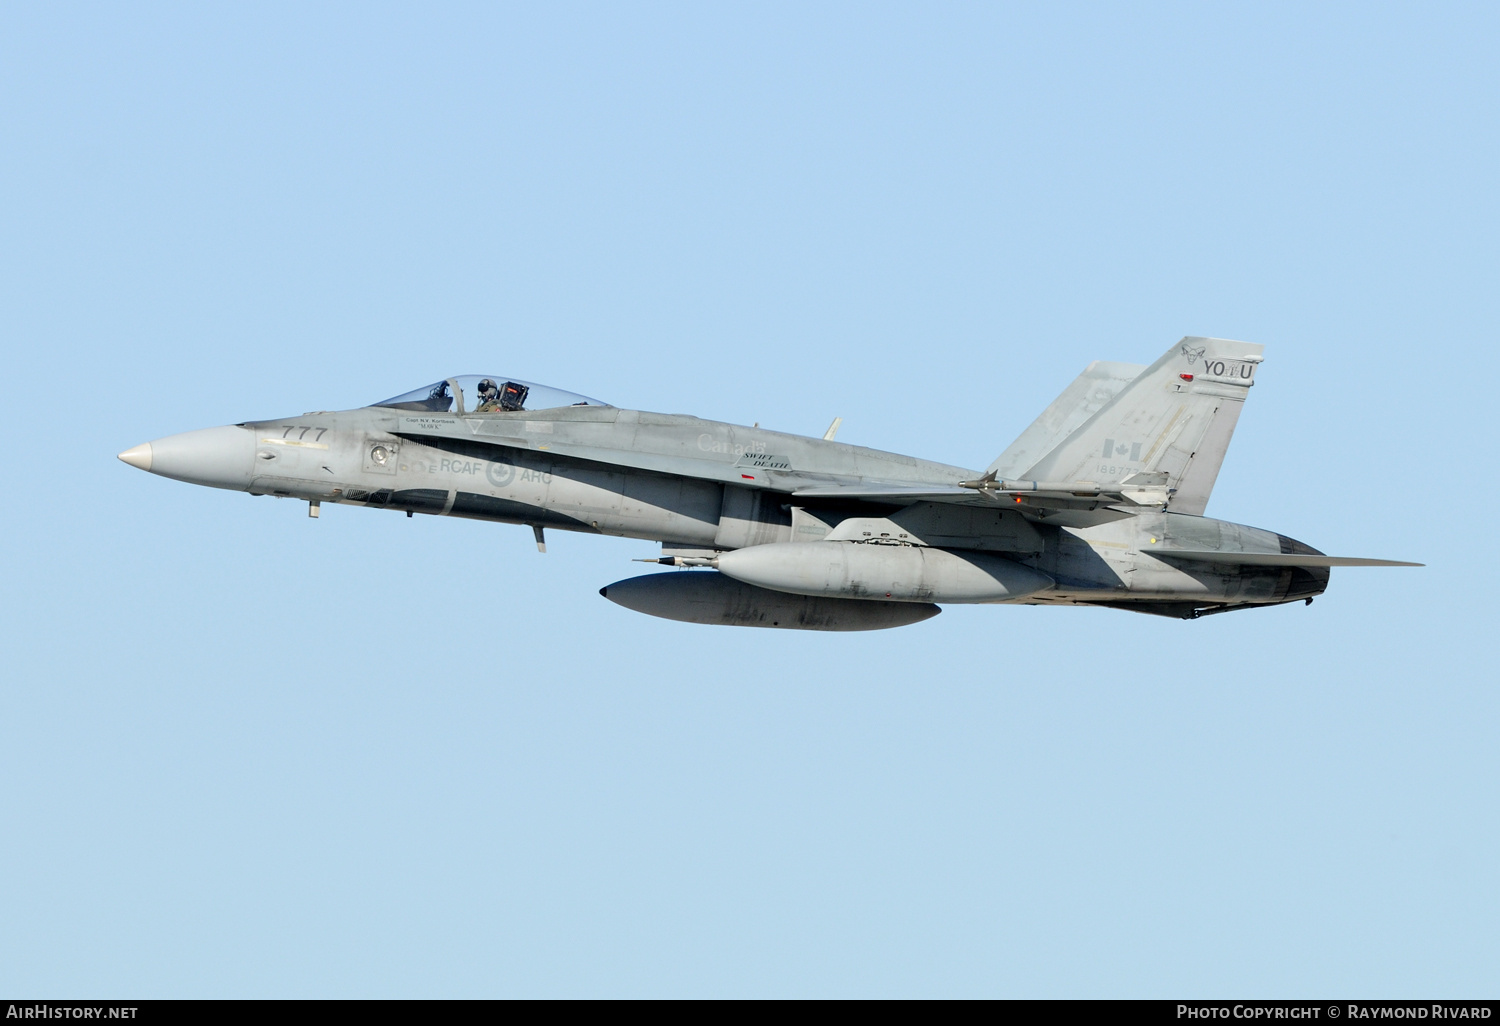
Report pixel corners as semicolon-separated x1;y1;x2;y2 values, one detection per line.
478;378;498;398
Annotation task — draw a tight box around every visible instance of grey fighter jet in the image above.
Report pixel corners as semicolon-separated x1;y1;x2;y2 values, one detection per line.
119;338;1419;630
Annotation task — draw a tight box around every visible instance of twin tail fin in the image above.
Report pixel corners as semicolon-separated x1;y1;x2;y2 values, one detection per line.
990;337;1262;516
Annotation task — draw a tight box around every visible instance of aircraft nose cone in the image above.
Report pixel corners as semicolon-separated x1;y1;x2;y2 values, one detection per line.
118;443;153;471
130;425;256;490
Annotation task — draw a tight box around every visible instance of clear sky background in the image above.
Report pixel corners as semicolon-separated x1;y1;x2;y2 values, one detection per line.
2;1;1497;998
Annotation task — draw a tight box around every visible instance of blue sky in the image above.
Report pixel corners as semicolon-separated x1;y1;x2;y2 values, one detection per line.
2;1;1496;997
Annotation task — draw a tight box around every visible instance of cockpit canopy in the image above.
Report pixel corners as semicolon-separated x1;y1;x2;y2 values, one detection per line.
374;375;610;414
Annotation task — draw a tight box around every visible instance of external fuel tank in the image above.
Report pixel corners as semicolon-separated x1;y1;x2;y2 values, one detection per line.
714;542;1054;603
599;572;941;631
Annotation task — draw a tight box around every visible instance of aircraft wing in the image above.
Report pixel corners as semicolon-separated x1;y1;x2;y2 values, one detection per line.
394;419;776;488
393;414;1152;525
395;414;997;499
790;483;977;502
791;480;1153;527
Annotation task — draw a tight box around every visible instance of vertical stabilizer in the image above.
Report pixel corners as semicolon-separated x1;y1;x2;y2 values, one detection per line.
1015;337;1263;515
989;360;1145;478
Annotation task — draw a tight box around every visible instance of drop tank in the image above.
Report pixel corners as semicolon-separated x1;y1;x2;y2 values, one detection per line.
714;541;1053;604
600;572;940;631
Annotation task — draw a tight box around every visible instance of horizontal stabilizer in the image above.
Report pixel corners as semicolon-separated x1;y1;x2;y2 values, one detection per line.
1154;551;1423;568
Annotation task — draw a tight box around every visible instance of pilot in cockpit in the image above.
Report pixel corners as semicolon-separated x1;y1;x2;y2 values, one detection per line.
475;378;529;413
475;379;502;412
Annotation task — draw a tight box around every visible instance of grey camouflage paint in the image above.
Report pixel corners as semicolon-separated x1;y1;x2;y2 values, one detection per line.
121;337;1418;625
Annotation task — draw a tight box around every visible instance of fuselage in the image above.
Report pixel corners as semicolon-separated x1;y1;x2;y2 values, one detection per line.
121;400;1328;618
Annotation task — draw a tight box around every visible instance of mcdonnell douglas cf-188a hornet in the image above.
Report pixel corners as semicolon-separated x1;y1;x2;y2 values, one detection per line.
119;338;1419;630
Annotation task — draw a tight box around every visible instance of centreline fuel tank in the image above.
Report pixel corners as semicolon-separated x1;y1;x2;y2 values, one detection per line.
600;572;941;631
715;541;1054;604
